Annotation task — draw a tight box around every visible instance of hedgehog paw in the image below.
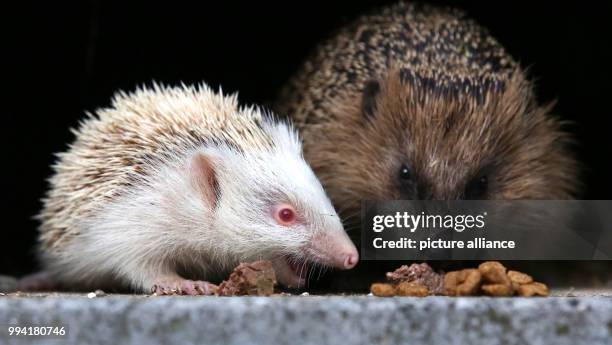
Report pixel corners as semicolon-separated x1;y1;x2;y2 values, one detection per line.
151;279;218;296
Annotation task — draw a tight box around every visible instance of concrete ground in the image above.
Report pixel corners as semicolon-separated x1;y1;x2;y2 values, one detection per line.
0;288;611;345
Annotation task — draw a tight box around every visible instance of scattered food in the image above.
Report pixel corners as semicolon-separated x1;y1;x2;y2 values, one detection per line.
371;263;442;297
370;261;549;297
370;283;396;297
386;263;444;294
508;270;533;285
445;261;548;297
396;282;429;297
516;282;549;297
217;260;277;296
444;269;481;296
478;261;511;285
481;283;513;297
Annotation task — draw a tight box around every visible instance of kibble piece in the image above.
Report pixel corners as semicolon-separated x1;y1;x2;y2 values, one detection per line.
444;269;481;296
386;263;444;295
386;264;413;282
481;283;514;297
516;282;549;297
508;270;534;292
443;271;461;295
507;270;533;285
478;261;510;285
396;282;429;297
386;262;548;298
370;283;396;297
217;260;277;296
456;269;482;296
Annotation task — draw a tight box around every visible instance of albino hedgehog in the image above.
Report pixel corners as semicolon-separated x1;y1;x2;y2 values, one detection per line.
37;84;358;294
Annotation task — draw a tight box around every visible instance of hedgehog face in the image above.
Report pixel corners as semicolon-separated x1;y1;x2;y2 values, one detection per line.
302;69;577;228
192;122;358;288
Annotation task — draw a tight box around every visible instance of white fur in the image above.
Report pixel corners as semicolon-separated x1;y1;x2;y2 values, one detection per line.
44;119;347;292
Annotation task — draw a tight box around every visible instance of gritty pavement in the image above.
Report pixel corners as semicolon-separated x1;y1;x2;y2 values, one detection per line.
0;289;611;345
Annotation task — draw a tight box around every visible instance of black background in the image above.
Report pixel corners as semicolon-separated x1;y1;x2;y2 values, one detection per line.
3;1;611;277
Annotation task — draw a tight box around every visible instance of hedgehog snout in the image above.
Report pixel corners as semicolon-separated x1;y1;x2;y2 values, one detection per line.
306;230;359;270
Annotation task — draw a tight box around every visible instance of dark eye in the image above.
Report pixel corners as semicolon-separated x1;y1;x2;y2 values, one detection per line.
399;164;412;180
465;175;488;199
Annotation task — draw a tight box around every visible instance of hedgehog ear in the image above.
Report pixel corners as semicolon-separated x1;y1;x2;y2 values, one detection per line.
189;152;220;208
361;79;380;119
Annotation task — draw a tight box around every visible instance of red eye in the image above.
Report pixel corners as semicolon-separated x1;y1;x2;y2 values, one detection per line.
274;204;296;226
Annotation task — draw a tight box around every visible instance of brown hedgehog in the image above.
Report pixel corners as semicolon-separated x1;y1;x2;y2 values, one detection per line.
276;2;578;232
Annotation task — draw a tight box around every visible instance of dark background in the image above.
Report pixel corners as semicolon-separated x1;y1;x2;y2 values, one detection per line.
3;1;611;277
